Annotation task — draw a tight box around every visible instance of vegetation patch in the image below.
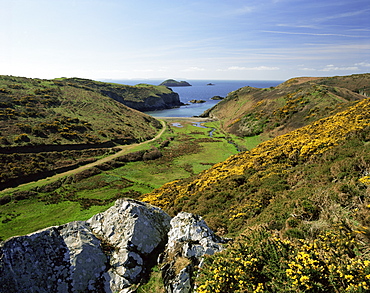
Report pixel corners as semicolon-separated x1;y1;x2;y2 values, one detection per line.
0;119;239;240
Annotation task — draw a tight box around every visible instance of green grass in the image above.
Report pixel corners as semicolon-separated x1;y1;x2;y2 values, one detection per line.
137;266;165;293
0;199;112;240
0;75;163;148
205;120;262;151
0;118;239;240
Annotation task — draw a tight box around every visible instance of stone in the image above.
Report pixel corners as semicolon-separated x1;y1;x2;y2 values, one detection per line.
189;99;206;103
0;222;107;293
0;200;226;293
0;199;171;293
161;212;228;293
87;198;172;292
211;95;224;100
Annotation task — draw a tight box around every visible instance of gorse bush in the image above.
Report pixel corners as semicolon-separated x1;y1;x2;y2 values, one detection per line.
141;95;370;291
143;99;370;223
196;226;370;293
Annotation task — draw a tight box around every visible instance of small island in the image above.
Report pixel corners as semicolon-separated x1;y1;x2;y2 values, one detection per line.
189;99;206;103
160;79;192;87
211;95;224;100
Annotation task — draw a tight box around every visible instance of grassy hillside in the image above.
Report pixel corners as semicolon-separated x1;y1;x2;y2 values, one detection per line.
143;97;370;231
0;75;163;146
56;77;178;104
2;74;370;291
142;96;370;292
0;75;162;189
0;118;241;240
202;74;369;146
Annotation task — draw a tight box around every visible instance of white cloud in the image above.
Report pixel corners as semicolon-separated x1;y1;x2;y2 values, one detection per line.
320;65;359;72
355;62;370;67
301;67;316;71
315;8;370;23
228;66;279;71
181;67;206;72
276;23;318;29
133;69;155;72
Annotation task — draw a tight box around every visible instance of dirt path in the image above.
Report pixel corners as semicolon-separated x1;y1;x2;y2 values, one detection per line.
5;120;168;190
4;117;212;191
59;120;167;175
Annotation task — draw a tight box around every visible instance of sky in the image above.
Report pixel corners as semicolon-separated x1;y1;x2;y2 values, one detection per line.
1;0;370;81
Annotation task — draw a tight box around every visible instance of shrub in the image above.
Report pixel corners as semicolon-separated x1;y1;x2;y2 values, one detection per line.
0;195;11;205
116;150;145;162
14;133;30;143
196;227;370;293
0;136;10;145
73;167;101;182
143;148;162;161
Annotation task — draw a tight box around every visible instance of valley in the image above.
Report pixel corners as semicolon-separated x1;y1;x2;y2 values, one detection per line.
1;73;370;292
0;117;243;240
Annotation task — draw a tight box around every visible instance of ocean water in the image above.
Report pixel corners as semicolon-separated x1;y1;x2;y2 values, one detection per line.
109;79;283;117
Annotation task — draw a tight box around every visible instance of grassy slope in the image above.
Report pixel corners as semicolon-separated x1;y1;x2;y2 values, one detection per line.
0;119;241;240
143;97;370;235
139;74;370;292
0;75;162;147
57;77;175;103
0;75;164;189
142;96;370;292
203;73;369;144
2;73;370;291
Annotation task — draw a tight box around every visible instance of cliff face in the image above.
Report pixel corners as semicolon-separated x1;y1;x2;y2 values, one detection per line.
0;199;225;293
104;90;184;112
59;78;184;111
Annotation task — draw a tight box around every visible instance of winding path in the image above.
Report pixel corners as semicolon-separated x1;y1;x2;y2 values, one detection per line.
5;120;168;191
55;120;167;176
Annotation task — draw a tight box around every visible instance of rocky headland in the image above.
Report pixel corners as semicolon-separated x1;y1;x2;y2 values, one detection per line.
59;78;184;111
0;199;226;293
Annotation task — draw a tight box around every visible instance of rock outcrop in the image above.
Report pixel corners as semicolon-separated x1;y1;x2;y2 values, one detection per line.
87;199;171;291
0;200;226;293
160;213;227;293
0;222;108;293
0;199;171;293
211;95;224;100
102;88;184;112
189;99;206;103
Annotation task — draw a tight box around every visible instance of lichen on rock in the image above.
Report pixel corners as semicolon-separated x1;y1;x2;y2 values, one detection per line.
0;200;225;293
0;199;172;293
160;212;229;293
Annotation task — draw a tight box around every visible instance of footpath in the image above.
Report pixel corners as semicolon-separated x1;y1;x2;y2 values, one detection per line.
3;120;167;192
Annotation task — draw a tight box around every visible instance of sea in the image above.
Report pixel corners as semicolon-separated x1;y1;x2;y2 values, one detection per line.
105;79;284;117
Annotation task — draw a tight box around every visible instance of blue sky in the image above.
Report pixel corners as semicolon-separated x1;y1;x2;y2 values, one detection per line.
1;0;369;80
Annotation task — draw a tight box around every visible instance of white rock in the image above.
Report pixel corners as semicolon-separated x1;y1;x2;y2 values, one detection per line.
0;199;171;293
161;212;227;293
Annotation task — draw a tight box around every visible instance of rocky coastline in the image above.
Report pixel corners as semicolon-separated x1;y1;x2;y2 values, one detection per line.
102;89;184;112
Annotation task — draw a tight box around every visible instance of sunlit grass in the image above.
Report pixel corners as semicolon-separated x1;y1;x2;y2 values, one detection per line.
0;118;240;240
